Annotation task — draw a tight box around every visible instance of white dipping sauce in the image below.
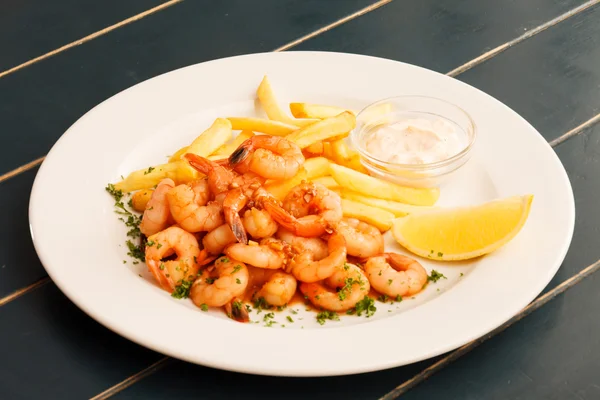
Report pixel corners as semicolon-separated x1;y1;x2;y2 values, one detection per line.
364;116;468;165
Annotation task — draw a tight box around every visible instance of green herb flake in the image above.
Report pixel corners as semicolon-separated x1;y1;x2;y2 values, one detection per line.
143;166;155;175
232;264;242;273
387;279;393;286
395;295;403;302
316;311;340;325
171;279;193;299
236;278;241;284
286;316;294;323
205;277;215;284
352;296;377;317
428;270;447;283
200;304;209;312
437;252;444;257
377;294;389;303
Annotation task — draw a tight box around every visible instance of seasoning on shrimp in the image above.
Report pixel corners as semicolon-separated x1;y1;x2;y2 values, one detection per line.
364;253;428;298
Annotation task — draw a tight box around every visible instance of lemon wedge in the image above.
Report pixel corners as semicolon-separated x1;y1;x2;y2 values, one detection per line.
391;195;534;261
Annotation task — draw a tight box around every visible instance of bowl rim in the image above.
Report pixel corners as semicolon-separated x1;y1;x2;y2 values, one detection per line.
350;94;478;171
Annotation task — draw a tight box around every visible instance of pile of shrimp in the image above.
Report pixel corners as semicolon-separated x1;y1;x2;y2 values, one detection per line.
140;135;428;322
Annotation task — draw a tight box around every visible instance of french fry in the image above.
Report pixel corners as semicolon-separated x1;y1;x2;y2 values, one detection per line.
168;146;189;163
130;189;154;212
329;138;368;174
228;117;297;136
257;76;318;127
329;163;439;206
264;168;308;201
311;176;339;189
337;188;435;217
304;142;324;156
289;103;356;119
211;130;254;158
114;161;199;192
169;118;232;162
287;112;355;149
303;157;331;180
341;198;394;231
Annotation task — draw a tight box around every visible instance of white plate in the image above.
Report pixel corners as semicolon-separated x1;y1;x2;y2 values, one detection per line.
29;52;574;377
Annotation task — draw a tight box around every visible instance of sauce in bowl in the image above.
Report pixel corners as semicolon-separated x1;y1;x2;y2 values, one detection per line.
364;115;468;165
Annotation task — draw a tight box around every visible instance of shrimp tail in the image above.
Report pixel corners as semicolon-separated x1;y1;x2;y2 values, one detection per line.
184;153;213;174
262;201;297;233
224;298;250;322
229;213;248;244
229;145;251;165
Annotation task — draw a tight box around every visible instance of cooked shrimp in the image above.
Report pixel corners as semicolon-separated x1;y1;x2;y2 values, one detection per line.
300;263;370;312
228;135;304;180
254;271;297;307
202;224;236;255
224;185;274;244
167;179;224;232
224;238;289;270
190;256;249;307
364;253;428;297
184;153;236;195
145;226;204;292
334;218;384;258
263;182;342;237
242;207;278;239
276;227;328;261
287;232;347;282
140;178;175;236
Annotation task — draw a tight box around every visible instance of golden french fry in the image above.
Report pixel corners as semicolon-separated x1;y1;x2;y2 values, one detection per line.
329;139;368;174
337;188;435;217
169;118;232;162
304;142;324;156
114;161;199;192
341;198;394;231
311;176;339;189
211;130;254;158
303;157;331;180
289;103;356;119
168;146;189;163
130;189;154;212
257;76;319;127
264;168;308;201
228;117;297;136
329;163;439;206
322;142;335;160
287;112;355;149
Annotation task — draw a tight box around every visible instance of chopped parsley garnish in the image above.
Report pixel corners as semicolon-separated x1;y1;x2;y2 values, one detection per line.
236;278;241;284
232;264;242;273
156;243;162;249
428;270;447;283
395;295;403;302
171;279;193;299
126;240;144;261
437;252;444;257
347;296;376;317
290;309;298;315
460;272;464;277
200;304;208;312
263;312;277;327
338;277;357;301
105;184;123;202
146;240;155;247
377;294;389;303
286;316;294;323
159;262;165;270
253;297;271;313
143;166;155;175
343;263;350;271
220;257;230;263
316;311;339;325
387;279;393;286
205;277;215;284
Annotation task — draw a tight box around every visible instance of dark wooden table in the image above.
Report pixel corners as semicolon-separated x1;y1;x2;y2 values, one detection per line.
2;1;600;398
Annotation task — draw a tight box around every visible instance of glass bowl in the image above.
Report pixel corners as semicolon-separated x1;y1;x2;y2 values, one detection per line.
350;95;477;188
